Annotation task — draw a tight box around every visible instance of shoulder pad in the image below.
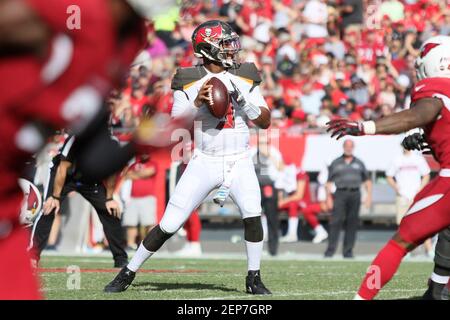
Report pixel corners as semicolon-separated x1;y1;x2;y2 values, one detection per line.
229;62;262;87
171;66;207;91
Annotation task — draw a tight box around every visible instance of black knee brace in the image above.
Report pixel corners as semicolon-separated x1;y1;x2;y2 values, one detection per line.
243;216;263;242
434;226;450;276
142;225;173;252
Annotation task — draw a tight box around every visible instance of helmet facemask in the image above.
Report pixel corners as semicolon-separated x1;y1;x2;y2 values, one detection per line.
216;34;241;68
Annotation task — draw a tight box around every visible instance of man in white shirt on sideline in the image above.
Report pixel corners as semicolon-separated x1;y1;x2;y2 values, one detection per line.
386;147;430;225
386;147;433;256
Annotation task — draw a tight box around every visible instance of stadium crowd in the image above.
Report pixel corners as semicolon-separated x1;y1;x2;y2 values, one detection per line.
110;0;450;135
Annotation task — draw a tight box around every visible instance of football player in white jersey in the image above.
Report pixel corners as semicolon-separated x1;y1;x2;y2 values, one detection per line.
105;20;272;294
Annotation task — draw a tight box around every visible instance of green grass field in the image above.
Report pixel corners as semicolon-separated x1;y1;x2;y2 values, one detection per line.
39;256;432;300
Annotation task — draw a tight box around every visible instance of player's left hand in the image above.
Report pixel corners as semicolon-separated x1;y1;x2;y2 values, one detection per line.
326;119;365;139
106;199;121;218
229;80;246;108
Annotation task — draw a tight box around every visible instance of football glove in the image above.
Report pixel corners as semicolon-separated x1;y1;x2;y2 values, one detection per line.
326;119;366;139
401;133;433;155
229;80;261;120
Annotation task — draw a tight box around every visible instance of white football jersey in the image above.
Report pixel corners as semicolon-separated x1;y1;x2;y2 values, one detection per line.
171;66;268;156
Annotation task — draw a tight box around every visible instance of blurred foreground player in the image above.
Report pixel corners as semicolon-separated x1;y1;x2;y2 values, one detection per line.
104;20;272;295
327;36;450;300
0;0;175;299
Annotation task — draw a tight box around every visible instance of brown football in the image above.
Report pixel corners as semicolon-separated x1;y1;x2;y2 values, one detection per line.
207;77;230;119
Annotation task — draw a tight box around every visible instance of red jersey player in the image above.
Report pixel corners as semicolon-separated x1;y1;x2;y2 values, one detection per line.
0;0;175;299
327;36;450;300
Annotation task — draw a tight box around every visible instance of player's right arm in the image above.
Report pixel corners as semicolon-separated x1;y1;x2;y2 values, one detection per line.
371;98;442;134
171;67;212;118
171;85;212;119
327;97;443;139
43;160;71;215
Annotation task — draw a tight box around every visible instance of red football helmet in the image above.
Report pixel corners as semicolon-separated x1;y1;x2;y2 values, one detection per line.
191;20;241;68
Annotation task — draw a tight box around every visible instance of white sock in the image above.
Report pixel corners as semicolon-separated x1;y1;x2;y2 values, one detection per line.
261;215;268;239
353;294;366;300
288;217;299;236
430;272;450;284
314;224;326;234
245;240;263;271
127;242;154;272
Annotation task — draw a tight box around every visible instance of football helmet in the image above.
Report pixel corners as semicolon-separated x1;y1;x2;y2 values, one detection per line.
415;35;450;80
192;20;241;68
18;179;42;226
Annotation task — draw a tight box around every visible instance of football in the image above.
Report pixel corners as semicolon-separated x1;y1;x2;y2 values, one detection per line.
206;77;230;119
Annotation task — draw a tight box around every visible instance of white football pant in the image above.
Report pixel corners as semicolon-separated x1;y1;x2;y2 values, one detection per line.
160;150;262;233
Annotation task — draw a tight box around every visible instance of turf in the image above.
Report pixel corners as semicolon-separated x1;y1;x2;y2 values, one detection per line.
39;256;432;300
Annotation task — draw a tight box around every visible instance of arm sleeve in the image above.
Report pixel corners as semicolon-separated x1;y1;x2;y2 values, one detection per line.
171;90;197;119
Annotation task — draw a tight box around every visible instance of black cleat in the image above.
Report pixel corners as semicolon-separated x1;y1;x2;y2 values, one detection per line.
422;278;449;300
246;270;271;295
104;267;136;293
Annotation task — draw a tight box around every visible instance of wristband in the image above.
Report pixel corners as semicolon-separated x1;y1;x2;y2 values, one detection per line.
106;198;114;202
52;195;60;201
242;102;262;120
362;121;376;135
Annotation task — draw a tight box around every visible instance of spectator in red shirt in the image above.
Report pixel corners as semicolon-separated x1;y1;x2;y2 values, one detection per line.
279;70;304;108
121;155;158;250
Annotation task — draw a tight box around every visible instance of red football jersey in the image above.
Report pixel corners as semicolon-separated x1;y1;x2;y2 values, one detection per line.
411;77;450;168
